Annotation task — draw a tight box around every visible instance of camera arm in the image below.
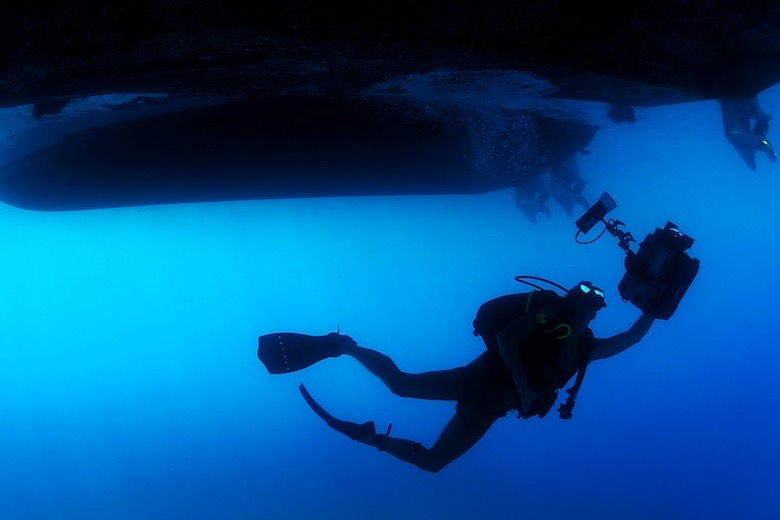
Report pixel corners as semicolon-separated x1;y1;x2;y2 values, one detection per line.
575;193;700;320
603;219;636;254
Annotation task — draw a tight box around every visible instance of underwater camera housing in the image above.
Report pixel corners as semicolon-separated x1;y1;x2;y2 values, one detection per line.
575;193;700;319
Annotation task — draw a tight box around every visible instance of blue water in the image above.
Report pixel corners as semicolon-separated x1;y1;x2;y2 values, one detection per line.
1;86;779;520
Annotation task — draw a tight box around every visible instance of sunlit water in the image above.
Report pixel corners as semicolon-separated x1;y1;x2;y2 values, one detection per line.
1;83;779;520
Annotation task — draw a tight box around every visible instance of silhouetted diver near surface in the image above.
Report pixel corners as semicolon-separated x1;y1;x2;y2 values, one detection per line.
719;97;777;170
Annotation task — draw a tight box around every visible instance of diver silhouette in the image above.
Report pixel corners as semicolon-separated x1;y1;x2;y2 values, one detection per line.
258;281;656;472
719;96;777;170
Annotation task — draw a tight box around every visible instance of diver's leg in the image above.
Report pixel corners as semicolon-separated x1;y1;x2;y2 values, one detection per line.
341;341;464;401
372;411;498;473
300;382;497;472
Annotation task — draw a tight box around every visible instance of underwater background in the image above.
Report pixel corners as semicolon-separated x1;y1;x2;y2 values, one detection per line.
1;83;779;520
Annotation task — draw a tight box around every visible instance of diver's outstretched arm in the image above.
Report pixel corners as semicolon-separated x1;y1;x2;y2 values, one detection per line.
589;313;655;361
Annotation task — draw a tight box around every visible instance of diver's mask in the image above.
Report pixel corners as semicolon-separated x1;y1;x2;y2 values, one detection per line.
573;281;607;310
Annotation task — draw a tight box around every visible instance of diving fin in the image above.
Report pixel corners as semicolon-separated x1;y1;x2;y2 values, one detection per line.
257;332;344;374
298;383;390;443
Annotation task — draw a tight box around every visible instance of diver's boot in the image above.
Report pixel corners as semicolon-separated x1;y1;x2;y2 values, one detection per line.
326;331;356;357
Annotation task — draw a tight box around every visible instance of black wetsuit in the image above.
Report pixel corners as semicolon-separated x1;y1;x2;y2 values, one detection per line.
454;351;519;421
454;329;594;424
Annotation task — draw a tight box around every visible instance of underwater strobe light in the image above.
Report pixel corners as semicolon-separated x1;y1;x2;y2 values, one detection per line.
574;192;700;319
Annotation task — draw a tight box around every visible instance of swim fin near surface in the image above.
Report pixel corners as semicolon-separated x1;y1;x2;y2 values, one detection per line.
257;332;344;374
298;383;391;443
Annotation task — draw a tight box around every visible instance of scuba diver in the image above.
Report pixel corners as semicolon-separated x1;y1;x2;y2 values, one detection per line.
719;96;777;170
258;279;656;472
